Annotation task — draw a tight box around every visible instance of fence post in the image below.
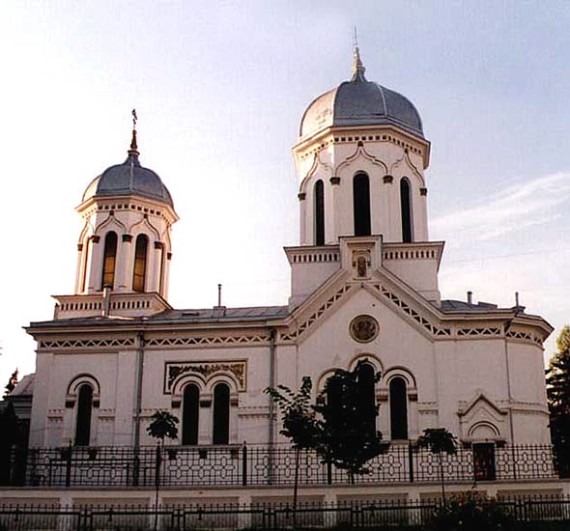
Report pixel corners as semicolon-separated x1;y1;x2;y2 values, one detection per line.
408;443;415;483
242;442;248;486
327;461;332;485
133;447;140;487
65;445;72;487
511;444;518;481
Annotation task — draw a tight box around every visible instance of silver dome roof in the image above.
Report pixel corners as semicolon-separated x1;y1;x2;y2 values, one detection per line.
300;50;424;140
82;132;174;208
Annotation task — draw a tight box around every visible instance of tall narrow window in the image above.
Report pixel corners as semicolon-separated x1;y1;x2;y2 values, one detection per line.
132;235;148;292
182;384;200;445
353;173;371;236
101;232;118;289
74;384;93;446
81;240;90;293
212;383;230;444
314;180;325;245
389;377;408;440
357;363;377;437
400;178;413;243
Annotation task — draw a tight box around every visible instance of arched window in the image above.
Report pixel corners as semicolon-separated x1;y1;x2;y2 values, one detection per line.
389;377;408;440
74;384;93;446
314;180;325;245
132;234;148;292
325;362;377;437
357;362;377;437
101;232;118;289
353;173;371;236
182;384;200;445
400;178;413;243
212;383;230;444
81;240;90;293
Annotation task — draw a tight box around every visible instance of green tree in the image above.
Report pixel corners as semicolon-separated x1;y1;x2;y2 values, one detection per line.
146;410;179;529
546;325;570;477
266;361;386;527
3;368;18;396
266;376;323;515
416;428;457;501
266;360;386;478
313;361;387;478
146;410;179;444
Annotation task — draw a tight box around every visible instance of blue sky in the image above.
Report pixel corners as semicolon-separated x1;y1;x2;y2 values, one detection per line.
1;1;569;384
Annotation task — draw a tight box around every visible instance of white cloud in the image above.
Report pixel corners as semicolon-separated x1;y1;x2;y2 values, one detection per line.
431;172;570;243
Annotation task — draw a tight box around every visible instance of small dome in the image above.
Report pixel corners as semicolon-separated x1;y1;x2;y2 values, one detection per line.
300;49;423;140
82;133;174;207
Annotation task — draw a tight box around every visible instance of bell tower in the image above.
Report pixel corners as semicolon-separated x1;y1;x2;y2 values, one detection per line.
293;47;431;246
54;114;179;319
286;49;443;308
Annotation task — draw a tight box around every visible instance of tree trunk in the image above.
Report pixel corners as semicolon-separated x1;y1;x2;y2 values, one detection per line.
439;452;446;503
293;447;300;529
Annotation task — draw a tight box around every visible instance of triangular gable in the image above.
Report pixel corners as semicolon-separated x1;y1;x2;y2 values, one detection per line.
281;264;448;343
458;391;507;418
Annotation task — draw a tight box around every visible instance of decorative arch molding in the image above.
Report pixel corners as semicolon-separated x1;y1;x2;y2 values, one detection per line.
129;216;161;240
159;227;173;250
299;152;334;195
77;222;92;246
316;356;383;393
468;421;501;439
205;373;241;395
316;367;341;393
164;360;247;395
171;373;208;397
390;151;425;187
334;142;388;175
94;214;127;236
382;366;417;389
348;354;383;375
67;374;101;397
65;374;101;408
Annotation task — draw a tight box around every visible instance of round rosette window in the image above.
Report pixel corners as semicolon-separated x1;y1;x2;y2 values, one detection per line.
349;315;379;343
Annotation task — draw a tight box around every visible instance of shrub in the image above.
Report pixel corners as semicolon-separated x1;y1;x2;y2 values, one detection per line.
426;492;515;531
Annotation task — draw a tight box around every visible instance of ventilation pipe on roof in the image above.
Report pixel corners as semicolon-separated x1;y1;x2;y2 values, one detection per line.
467;291;473;305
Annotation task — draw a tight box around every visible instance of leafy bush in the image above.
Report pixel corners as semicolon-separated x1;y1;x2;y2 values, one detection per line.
426;492;515;531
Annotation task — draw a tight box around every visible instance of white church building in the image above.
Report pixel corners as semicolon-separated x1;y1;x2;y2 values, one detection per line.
10;50;565;505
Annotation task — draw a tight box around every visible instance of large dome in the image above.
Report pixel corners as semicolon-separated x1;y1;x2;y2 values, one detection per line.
82;133;174;207
300;50;423;140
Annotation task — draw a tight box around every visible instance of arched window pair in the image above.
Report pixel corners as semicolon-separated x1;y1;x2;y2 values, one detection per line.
351;173;413;242
181;382;231;445
100;232;148;292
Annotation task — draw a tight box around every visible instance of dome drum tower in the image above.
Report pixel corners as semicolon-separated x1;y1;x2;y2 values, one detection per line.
287;48;442;309
53;127;178;320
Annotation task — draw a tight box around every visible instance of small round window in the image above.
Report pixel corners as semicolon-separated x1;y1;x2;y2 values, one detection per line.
349;315;379;343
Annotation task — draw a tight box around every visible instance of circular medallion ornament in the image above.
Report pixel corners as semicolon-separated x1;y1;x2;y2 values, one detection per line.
349;315;379;343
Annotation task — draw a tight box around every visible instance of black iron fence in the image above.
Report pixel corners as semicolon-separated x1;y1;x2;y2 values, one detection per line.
1;496;570;530
4;443;557;488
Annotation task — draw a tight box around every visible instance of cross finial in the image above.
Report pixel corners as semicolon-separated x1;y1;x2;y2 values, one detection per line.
129;108;139;158
351;27;366;81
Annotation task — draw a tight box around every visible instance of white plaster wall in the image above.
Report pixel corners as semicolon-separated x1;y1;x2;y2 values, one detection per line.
289;260;340;307
382;257;440;299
